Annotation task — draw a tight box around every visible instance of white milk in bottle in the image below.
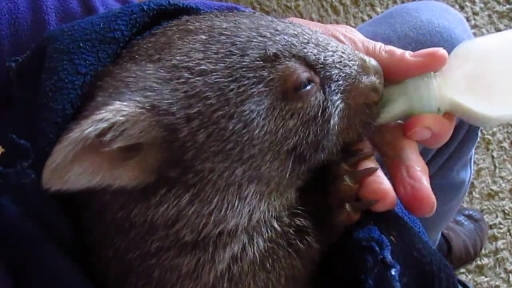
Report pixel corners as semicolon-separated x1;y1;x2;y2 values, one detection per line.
376;29;512;128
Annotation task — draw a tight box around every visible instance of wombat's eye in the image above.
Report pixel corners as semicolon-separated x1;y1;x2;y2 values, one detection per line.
281;64;320;102
296;79;316;92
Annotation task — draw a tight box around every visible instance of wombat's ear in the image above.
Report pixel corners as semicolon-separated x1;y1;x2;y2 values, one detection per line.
42;102;161;193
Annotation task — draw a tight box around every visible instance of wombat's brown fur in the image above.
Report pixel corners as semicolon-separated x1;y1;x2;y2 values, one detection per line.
41;11;383;288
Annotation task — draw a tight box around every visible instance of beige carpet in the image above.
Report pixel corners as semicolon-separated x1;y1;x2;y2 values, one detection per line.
220;0;512;286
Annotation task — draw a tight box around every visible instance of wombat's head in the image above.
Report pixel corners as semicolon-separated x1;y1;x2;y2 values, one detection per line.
42;12;383;193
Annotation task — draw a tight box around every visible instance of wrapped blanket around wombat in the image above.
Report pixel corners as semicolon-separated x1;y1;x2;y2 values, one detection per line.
0;0;459;287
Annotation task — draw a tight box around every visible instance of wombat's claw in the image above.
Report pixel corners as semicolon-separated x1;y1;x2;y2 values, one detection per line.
334;148;379;227
337;199;378;228
345;199;378;213
342;149;374;168
341;167;379;188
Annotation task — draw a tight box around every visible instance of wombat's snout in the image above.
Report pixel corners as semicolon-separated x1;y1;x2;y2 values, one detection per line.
347;54;384;106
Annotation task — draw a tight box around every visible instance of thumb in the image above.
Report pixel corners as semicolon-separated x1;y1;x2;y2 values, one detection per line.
357;38;449;83
286;19;449;83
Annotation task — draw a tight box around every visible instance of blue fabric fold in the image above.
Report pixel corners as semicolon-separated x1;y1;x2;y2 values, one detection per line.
319;203;459;288
0;0;459;287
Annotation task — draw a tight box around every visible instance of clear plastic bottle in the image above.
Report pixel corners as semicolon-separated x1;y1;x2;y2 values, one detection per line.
376;29;512;128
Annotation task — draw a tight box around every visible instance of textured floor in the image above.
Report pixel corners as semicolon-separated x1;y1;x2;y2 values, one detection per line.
221;0;512;286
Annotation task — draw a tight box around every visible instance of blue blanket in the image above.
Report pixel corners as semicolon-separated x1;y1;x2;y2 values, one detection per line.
0;0;459;287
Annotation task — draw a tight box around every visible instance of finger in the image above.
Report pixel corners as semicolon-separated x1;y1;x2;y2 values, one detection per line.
286;17;333;36
359;38;449;84
348;141;397;212
371;123;437;217
355;154;397;212
286;20;449;83
403;113;456;149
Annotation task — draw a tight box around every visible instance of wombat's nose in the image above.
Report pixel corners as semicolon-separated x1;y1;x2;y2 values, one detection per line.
349;54;384;105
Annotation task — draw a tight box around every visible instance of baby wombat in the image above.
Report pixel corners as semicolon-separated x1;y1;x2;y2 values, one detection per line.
41;11;383;288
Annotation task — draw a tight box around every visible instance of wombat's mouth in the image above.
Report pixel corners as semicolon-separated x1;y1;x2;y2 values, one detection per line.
340;69;383;145
340;100;381;147
341;52;384;142
340;90;380;146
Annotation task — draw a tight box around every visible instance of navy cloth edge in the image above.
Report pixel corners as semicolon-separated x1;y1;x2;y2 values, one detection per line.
0;0;458;287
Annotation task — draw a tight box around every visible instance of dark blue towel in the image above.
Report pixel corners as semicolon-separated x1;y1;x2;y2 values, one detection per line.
0;0;458;287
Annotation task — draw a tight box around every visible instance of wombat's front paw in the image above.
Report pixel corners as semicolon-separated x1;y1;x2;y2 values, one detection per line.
330;148;379;230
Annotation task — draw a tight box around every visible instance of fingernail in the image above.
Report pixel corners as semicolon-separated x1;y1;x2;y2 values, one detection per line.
408;48;445;59
406;127;432;141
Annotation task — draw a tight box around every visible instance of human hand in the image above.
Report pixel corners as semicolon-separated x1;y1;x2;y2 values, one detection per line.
288;18;454;217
